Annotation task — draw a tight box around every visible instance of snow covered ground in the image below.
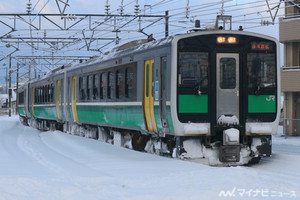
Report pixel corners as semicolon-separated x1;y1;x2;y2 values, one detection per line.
0;115;299;200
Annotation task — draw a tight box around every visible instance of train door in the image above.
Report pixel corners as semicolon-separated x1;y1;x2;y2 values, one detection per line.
59;79;64;120
143;59;157;132
160;57;169;130
216;53;239;123
56;80;62;120
72;76;78;122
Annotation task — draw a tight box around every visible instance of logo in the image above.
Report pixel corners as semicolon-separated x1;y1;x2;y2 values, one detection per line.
266;95;275;101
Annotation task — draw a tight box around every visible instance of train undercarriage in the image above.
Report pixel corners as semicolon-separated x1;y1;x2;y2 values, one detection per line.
20;116;271;166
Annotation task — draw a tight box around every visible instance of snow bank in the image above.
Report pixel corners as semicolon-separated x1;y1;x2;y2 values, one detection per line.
0;116;300;200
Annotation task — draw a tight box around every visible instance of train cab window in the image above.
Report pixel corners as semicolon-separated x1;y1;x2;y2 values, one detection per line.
93;74;99;100
100;73;107;99
108;72;115;99
116;70;124;99
247;53;276;89
220;58;236;89
178;52;208;89
125;67;134;98
87;75;93;100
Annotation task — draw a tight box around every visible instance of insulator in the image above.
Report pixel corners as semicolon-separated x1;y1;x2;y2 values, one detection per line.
26;1;32;14
134;3;140;15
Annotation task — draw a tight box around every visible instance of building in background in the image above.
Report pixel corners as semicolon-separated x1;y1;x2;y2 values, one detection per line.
280;0;300;136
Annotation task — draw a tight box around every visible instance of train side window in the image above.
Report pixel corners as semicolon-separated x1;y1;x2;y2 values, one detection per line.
19;91;24;104
87;75;93;100
79;77;85;101
116;70;124;99
125;67;134;98
37;88;39;103
39;87;41;103
50;84;53;102
108;71;115;99
100;73;107;100
93;74;99;100
42;86;45;103
45;85;48;103
34;88;37;103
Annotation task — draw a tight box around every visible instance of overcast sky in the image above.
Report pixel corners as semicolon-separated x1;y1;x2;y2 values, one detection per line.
0;0;284;85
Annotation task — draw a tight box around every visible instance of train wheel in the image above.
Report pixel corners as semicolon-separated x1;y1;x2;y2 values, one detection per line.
132;133;148;151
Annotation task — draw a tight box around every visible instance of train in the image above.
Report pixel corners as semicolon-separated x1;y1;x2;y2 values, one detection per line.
17;28;280;165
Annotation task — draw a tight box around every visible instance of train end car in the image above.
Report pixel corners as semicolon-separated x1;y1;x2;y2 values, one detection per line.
171;30;280;165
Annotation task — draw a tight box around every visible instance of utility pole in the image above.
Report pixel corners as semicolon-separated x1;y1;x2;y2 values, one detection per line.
16;63;19;114
165;11;169;38
8;55;12;117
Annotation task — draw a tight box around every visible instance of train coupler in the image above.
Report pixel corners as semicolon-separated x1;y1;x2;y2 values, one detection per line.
219;145;241;162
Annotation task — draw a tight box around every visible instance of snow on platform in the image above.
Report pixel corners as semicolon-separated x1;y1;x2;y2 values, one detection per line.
0;116;299;200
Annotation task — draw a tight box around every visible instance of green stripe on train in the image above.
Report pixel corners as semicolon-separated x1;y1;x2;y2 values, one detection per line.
248;95;276;113
34;105;58;119
76;104;174;132
178;95;208;113
18;106;25;116
77;105;145;129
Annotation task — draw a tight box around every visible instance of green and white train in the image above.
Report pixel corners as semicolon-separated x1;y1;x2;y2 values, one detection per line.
17;29;280;165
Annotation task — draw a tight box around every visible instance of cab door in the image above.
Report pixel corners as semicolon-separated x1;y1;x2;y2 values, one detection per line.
143;59;157;132
216;53;239;122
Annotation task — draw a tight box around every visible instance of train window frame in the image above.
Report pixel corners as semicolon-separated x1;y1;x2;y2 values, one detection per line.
87;75;93;101
79;76;86;101
45;85;49;103
247;53;276;90
125;67;134;99
100;72;107;100
107;71;115;100
219;57;237;89
116;69;124;99
177;52;209;90
93;74;99;100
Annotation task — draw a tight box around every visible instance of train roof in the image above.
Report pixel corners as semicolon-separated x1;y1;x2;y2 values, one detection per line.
25;29;278;85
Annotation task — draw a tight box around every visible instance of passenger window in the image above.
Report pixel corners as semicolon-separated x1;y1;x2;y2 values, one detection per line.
87;75;93;100
42;86;45;103
100;73;107;99
93;74;99;100
108;72;115;99
125;67;134;98
116;70;124;99
79;77;86;101
45;85;48;103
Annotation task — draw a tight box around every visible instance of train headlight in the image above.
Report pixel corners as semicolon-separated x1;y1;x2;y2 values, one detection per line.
227;37;237;44
217;36;226;43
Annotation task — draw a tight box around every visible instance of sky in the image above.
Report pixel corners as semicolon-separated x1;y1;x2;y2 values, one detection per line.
0;0;285;86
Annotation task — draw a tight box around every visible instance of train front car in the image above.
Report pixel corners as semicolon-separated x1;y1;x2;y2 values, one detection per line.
171;31;280;165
